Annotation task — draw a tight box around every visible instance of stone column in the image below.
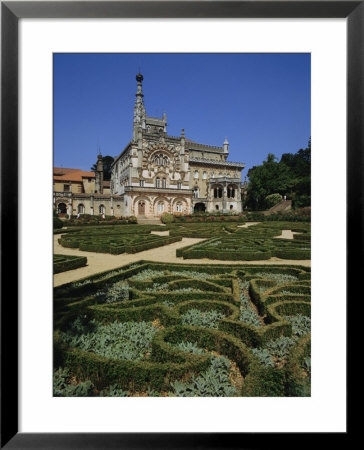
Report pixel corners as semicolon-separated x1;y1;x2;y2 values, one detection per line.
90;194;94;215
110;196;114;216
223;184;227;213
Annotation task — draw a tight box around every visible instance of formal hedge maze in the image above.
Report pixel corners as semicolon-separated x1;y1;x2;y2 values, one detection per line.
175;222;311;260
54;261;311;397
53;254;87;274
168;222;242;238
58;226;181;254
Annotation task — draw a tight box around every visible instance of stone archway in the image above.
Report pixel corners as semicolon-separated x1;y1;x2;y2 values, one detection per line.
138;201;146;216
194;202;206;213
57;202;67;215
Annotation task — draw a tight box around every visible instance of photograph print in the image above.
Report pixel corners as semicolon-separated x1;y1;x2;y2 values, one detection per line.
53;53;311;398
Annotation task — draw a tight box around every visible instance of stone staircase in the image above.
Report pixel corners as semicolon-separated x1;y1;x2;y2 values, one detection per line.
263;199;292;216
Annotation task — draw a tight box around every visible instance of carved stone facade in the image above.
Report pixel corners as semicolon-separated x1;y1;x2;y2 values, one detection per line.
54;74;245;218
110;74;245;217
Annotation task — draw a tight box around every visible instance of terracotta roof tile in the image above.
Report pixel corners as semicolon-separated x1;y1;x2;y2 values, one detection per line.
54;167;95;182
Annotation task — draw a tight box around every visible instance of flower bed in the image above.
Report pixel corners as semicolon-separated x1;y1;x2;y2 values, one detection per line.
54;261;311;397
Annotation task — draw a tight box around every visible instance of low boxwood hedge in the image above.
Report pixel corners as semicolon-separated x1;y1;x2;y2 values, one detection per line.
54;261;311;397
53;254;87;274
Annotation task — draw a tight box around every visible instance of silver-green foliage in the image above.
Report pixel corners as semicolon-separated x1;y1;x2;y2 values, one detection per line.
265;336;296;358
170;270;211;280
170;355;237;397
239;281;262;327
251;348;274;367
99;384;129;397
181;308;225;329
61;318;157;361
53;367;95;397
104;281;129;303
144;282;169;292
130;269;165;281
254;272;298;283
284;314;311;337
71;279;92;288
174;341;207;355
252;336;296;367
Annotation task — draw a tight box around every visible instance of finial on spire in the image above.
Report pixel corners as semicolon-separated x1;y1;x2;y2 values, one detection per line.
136;72;143;83
223;137;229;154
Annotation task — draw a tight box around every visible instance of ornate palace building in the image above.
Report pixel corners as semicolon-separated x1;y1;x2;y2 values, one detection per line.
54;74;245;218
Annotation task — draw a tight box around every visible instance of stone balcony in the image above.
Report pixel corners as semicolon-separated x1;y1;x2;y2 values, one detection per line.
208;177;241;184
124;186;193;195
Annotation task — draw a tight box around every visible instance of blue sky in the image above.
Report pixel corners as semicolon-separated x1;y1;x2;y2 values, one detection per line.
54;53;310;176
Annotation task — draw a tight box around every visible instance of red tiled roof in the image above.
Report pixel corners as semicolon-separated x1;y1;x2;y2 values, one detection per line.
54;167;95;182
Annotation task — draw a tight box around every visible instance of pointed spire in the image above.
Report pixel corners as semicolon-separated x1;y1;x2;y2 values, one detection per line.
181;129;185;155
133;73;146;141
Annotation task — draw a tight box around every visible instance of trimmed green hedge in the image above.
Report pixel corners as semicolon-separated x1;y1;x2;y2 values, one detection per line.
175;222;310;261
54;261;311;396
59;232;181;255
53;254;87;274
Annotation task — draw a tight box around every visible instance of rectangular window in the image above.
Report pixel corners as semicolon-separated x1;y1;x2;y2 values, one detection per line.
140;180;144;187
64;185;70;192
177;182;182;189
162;178;166;188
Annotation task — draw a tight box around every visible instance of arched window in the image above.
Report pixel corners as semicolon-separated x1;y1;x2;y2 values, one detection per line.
176;203;183;212
202;171;207;179
163;157;168;166
193;188;199;199
154;156;160;165
216;205;219;210
78;204;85;214
57;203;67;214
162;178;166;188
218;188;223;198
157;202;164;213
194;170;199;179
99;204;105;214
228;186;235;198
156;177;160;188
214;188;218;198
177;182;182;189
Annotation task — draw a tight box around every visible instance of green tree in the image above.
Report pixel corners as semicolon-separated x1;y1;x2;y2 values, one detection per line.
246;139;311;211
91;155;114;181
246;153;294;210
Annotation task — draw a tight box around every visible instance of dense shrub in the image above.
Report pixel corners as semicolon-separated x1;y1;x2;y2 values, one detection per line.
160;213;175;224
265;193;282;209
54;217;64;229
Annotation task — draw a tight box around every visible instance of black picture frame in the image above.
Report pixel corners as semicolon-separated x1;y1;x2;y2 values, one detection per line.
1;1;357;448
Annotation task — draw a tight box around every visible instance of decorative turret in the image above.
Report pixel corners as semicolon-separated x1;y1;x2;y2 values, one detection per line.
133;73;146;141
95;153;104;194
223;137;229;155
181;128;185;155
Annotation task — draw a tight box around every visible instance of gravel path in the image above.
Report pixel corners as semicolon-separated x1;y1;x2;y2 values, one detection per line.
54;232;311;287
